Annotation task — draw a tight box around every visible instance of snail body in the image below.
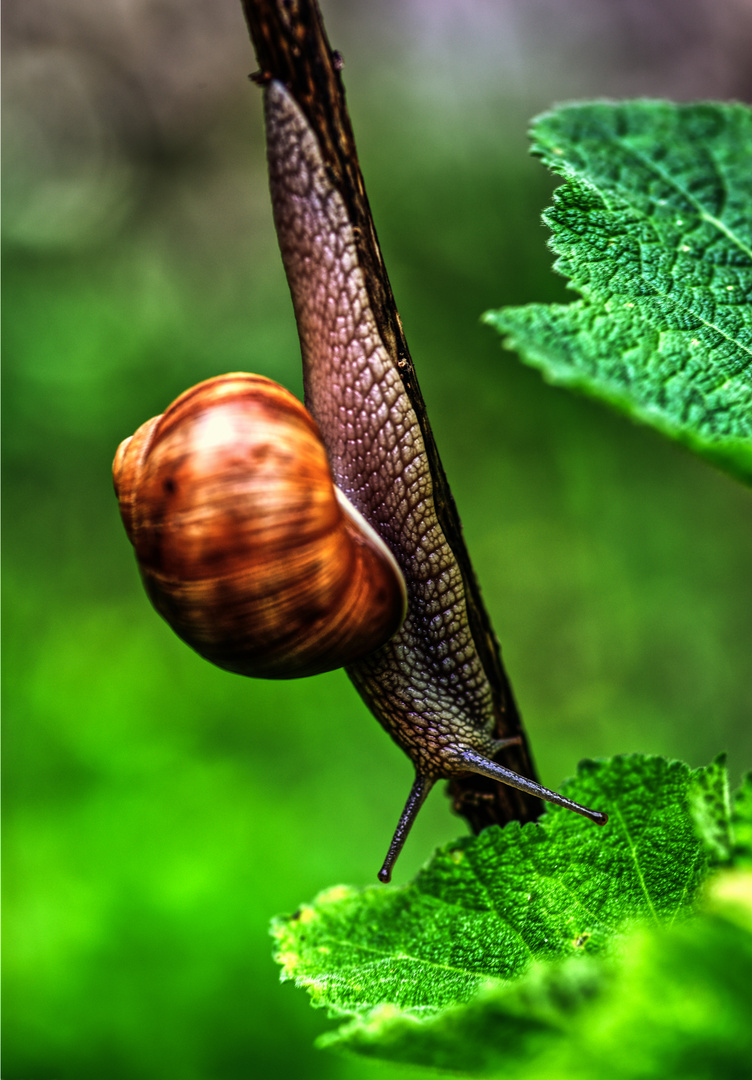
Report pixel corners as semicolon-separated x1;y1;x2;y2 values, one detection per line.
265;79;499;772
115;78;606;882
114;373;406;680
263;80;605;878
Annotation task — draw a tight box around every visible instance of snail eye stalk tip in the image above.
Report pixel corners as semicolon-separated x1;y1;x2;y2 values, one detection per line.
377;774;433;884
377;756;608;882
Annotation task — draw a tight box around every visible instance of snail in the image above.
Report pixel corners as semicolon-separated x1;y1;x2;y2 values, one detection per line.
115;74;607;881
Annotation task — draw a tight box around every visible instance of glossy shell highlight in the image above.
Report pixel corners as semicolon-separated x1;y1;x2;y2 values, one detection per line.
113;373;407;678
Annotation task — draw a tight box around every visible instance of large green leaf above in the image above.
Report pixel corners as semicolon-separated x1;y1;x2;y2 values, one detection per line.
484;101;752;484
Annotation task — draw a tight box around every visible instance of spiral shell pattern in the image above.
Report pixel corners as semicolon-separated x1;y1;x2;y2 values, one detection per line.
114;373;406;678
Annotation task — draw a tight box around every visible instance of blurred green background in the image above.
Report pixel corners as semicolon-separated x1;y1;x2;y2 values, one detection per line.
3;1;752;1078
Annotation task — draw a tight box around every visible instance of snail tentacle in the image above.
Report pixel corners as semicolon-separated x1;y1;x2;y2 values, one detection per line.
378;774;434;884
456;750;609;827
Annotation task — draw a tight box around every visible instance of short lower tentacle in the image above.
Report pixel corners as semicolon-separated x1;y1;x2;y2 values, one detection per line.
378;774;435;883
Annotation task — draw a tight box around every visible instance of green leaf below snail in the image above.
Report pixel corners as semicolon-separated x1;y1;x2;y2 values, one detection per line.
484;100;752;485
271;754;748;1072
321;876;752;1078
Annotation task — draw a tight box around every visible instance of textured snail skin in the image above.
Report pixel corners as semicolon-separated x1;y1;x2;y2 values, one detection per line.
266;90;509;770
113;373;406;679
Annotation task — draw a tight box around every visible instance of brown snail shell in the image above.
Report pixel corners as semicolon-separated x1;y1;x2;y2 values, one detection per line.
113;373;407;679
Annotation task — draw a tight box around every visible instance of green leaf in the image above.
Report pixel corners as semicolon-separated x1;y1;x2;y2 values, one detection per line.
328;880;752;1078
270;758;752;1077
484;101;752;484
731;772;752;864
272;756;713;1038
322;955;605;1074
687;752;733;865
